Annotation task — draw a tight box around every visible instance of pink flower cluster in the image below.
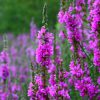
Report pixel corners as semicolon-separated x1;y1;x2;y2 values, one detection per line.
36;26;53;67
27;0;100;100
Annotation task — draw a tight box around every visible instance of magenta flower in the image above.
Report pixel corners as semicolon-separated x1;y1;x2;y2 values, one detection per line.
12;94;18;100
76;0;85;6
97;77;100;85
37;26;54;45
75;77;98;98
28;82;34;98
93;48;100;67
0;51;10;64
48;85;57;97
35;75;43;86
58;10;65;24
59;30;67;41
49;74;56;85
36;26;53;67
36;44;53;66
0;92;8;100
0;64;9;80
48;64;56;73
11;84;21;93
30;20;37;40
63;11;82;43
58;89;70;100
70;61;84;78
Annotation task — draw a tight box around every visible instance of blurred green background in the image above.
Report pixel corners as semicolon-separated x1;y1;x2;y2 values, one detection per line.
0;0;59;35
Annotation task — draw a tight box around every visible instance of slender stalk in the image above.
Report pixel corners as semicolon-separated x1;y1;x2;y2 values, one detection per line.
42;2;48;28
3;34;8;92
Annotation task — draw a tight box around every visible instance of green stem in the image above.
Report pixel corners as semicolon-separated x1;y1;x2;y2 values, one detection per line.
42;2;48;28
3;34;8;51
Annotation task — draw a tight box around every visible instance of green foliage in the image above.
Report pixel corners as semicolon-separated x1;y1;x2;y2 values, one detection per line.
0;0;59;35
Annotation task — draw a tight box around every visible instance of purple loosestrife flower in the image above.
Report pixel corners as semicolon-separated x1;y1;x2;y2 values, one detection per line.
36;86;48;100
17;34;29;48
88;0;92;10
30;20;37;41
0;92;8;100
78;48;86;58
97;77;100;85
59;82;68;88
90;1;100;33
0;51;10;64
28;82;34;99
48;64;57;97
10;46;18;59
12;94;18;100
36;44;53;66
48;85;57;97
48;64;56;74
26;46;35;62
11;84;21;93
54;44;63;65
58;12;80;58
55;45;61;56
58;89;70;100
37;26;54;45
93;48;100;67
58;10;65;24
64;12;82;43
59;30;67;41
10;66;17;78
57;82;70;99
36;26;54;67
0;64;9;80
59;30;67;44
49;74;56;85
68;77;75;86
35;74;43;86
75;6;82;12
63;71;69;78
75;77;98;98
87;84;99;99
68;6;74;13
84;63;90;76
69;61;84;78
90;0;100;67
76;0;85;6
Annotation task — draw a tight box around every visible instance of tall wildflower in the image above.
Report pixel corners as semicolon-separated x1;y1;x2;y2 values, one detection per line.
36;25;54;99
0;35;10;81
58;0;99;99
87;1;100;98
28;3;54;100
90;0;100;67
0;35;10;99
36;3;54;98
36;26;53;66
30;18;37;41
